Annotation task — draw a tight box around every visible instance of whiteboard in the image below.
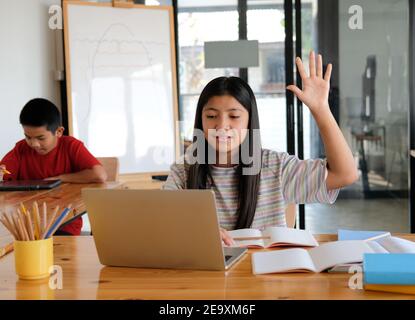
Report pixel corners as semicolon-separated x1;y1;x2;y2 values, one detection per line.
64;2;178;174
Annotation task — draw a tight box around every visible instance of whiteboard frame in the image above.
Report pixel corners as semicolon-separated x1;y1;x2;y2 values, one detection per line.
63;0;180;176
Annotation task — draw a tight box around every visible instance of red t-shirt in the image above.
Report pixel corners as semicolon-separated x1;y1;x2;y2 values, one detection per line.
1;136;101;235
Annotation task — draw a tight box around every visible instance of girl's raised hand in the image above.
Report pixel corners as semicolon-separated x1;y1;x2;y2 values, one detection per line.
287;51;332;114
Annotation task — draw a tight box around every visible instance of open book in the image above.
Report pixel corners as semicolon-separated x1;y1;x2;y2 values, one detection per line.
368;236;415;253
228;227;318;249
252;236;415;275
329;235;415;272
252;240;376;274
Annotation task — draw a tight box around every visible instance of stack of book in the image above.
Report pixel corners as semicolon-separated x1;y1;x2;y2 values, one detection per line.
364;253;415;295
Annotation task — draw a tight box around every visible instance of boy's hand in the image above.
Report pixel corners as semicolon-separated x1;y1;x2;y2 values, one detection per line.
44;176;60;181
220;227;235;246
287;51;332;114
0;165;6;181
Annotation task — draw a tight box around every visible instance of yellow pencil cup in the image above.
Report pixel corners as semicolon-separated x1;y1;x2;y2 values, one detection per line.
14;238;54;280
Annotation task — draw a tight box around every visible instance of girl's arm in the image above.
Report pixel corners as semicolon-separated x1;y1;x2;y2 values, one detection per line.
287;51;359;190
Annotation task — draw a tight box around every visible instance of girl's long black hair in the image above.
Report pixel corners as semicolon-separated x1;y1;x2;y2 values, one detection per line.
187;76;262;229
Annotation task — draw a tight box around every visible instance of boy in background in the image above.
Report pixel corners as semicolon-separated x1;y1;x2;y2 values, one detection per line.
0;98;107;235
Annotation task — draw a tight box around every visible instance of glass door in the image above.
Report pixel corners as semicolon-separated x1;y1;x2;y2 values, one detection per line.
300;0;411;233
247;0;287;152
175;0;412;233
176;0;289;153
177;0;240;143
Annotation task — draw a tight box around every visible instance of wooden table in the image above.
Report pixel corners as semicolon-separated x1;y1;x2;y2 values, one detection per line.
0;234;414;300
0;182;123;256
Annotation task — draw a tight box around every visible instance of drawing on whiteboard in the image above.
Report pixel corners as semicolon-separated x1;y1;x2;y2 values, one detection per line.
76;23;166;122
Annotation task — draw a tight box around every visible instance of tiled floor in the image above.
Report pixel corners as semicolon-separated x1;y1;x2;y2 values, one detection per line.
305;198;410;234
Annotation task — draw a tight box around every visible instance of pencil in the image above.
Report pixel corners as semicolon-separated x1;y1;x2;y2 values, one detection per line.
7;212;21;241
17;216;29;241
20;203;29;217
16;209;26;240
11;214;23;241
0;216;17;240
0;215;14;236
42;202;47;237
25;210;35;241
18;209;29;241
17;209;29;241
44;207;71;239
33;202;41;240
0;243;14;258
41;206;59;239
4;213;20;240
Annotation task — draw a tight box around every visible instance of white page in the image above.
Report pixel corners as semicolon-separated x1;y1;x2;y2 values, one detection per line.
251;248;316;274
262;227;319;248
376;236;415;253
329;238;388;272
328;263;363;273
228;228;265;247
366;240;389;253
308;240;375;273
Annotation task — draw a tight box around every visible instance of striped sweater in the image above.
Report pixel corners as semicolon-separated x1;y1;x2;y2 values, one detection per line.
163;149;339;230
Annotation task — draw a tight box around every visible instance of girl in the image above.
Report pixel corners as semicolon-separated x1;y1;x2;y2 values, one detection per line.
164;52;358;245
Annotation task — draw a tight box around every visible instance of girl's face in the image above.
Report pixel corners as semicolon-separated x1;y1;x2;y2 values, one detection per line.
202;95;249;155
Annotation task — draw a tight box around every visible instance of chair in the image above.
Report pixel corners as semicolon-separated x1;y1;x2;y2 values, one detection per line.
97;157;119;182
285;203;296;228
84;158;119;236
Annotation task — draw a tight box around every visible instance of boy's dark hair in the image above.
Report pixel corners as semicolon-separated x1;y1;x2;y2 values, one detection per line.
20;98;62;133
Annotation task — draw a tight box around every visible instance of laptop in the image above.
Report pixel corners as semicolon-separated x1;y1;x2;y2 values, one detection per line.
82;189;247;271
0;179;61;191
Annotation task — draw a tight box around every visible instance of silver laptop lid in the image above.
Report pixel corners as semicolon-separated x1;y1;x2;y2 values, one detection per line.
82;189;230;271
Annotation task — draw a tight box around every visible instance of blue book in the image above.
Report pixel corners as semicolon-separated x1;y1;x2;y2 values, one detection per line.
338;229;389;241
363;253;415;285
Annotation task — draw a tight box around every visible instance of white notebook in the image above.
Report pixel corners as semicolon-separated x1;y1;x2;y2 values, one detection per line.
369;236;415;253
328;236;415;273
228;227;318;249
251;240;375;274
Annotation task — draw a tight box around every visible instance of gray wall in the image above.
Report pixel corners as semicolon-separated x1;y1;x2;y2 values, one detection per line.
0;0;62;156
